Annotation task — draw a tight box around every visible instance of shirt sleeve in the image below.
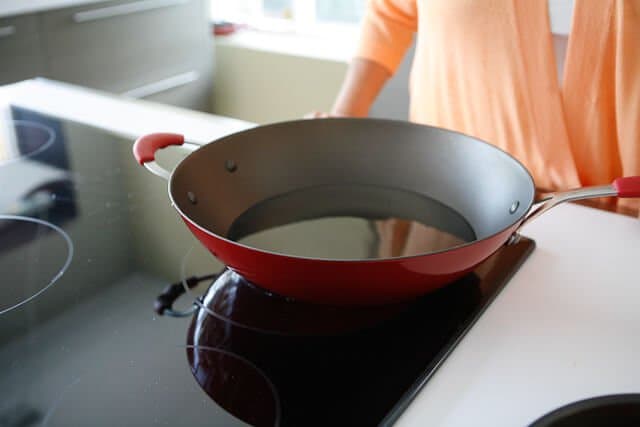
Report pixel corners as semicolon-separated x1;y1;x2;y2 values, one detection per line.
355;0;418;74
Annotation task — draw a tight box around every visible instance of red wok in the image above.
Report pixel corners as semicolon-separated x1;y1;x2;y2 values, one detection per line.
133;119;639;305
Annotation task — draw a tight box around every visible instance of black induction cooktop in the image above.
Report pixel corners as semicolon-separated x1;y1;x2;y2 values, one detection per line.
0;105;534;426
182;237;534;427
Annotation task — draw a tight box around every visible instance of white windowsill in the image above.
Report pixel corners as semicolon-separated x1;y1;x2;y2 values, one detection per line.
215;28;358;64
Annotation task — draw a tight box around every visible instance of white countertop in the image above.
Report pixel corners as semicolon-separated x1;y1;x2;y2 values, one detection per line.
1;79;638;426
397;203;640;426
0;79;253;144
0;0;104;17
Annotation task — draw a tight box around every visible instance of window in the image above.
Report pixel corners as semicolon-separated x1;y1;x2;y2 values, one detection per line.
315;0;366;24
211;0;367;35
263;0;293;19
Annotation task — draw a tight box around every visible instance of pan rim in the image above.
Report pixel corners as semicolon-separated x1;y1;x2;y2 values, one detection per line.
168;117;536;263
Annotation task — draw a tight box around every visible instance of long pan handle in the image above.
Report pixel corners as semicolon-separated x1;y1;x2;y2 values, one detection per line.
516;176;640;235
613;176;640;197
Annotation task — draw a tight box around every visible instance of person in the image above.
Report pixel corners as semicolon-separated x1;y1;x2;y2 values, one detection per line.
315;0;640;217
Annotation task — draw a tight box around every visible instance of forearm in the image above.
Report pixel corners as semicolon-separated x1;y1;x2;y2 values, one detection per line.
331;58;392;117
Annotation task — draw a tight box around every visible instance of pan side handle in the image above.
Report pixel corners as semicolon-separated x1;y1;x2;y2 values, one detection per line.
133;133;185;180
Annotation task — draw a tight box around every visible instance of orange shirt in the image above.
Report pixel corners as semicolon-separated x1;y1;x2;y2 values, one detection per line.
356;0;640;214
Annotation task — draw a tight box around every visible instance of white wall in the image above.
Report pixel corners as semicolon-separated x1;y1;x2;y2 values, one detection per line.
211;39;414;123
212;43;347;124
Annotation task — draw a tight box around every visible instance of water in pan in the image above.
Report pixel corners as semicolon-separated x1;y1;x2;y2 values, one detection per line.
227;184;476;260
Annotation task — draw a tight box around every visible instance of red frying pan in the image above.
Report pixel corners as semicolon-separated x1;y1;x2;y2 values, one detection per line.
133;119;639;305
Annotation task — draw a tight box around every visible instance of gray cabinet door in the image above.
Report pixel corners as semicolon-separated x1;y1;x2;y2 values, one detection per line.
41;0;213;95
121;59;213;111
0;14;47;85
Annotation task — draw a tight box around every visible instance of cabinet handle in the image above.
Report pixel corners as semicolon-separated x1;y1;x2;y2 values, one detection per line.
121;71;199;99
73;0;189;23
0;25;16;38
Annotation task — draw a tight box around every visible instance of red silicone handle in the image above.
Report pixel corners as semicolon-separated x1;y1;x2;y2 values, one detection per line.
612;176;640;198
133;133;184;165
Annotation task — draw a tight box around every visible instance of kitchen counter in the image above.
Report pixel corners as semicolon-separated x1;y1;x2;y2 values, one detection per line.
397;202;640;426
0;78;253;143
1;78;638;426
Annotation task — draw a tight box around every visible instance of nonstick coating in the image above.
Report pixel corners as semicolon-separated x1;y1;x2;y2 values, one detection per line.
171;118;534;244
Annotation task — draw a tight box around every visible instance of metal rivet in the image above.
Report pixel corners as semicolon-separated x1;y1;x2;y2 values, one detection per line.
225;160;237;173
187;191;197;204
509;201;520;214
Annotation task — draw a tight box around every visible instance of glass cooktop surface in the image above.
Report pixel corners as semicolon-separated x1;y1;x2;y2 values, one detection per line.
0;105;534;426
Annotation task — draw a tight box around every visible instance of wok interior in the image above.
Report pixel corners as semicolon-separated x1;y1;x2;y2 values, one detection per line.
170;119;535;256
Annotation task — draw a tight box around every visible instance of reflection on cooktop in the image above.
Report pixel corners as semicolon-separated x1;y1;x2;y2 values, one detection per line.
0;120;55;166
193;269;407;335
183;238;534;426
0;215;73;315
41;346;233;427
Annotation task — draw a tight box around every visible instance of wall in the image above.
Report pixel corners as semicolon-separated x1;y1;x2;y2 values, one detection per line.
212;44;347;124
369;44;414;121
211;39;414;124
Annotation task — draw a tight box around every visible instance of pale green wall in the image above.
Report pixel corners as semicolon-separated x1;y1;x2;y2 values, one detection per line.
212;44;347;124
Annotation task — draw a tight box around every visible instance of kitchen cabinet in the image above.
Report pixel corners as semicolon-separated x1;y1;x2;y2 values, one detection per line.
0;0;213;112
130;68;212;112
